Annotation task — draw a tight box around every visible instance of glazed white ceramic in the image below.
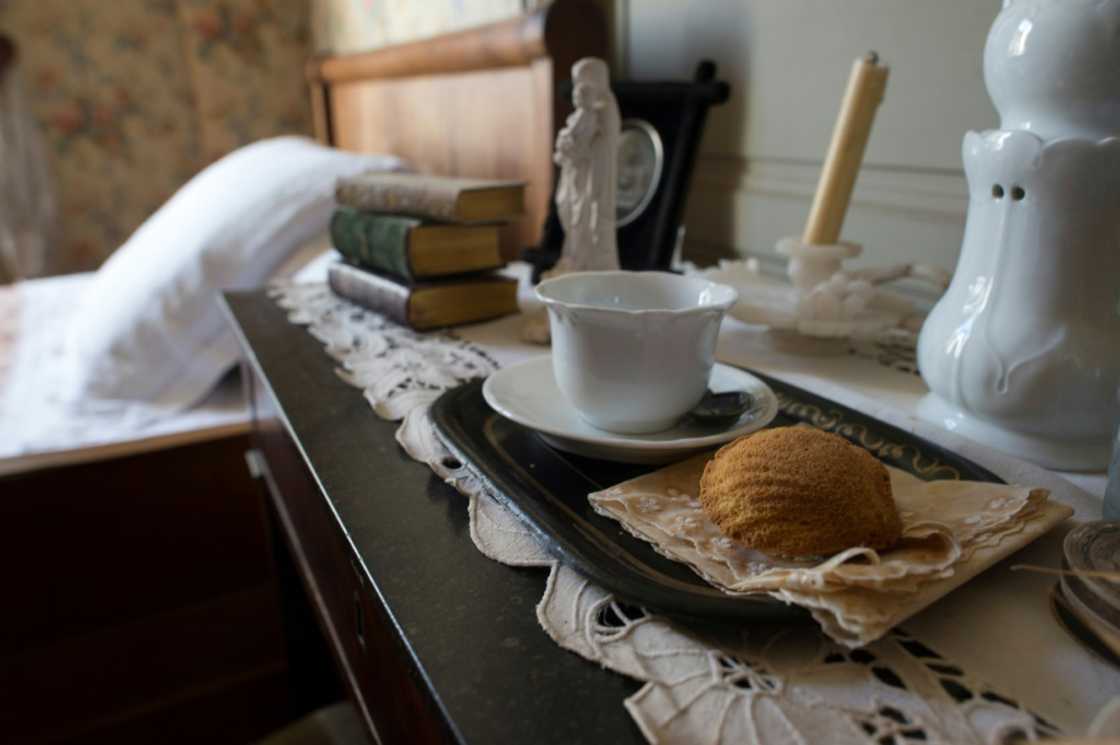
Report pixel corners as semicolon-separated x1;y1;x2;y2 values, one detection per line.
987;0;1120;141
482;356;778;464
917;0;1120;470
550;58;621;275
535;271;738;434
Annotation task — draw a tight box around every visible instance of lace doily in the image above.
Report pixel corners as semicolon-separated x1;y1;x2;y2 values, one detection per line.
271;280;1064;745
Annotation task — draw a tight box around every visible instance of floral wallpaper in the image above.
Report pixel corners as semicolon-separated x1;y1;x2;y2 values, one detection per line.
1;0;312;272
1;0;547;272
3;0;200;270
178;0;311;163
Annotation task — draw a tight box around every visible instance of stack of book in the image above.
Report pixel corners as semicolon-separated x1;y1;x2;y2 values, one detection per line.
328;172;526;330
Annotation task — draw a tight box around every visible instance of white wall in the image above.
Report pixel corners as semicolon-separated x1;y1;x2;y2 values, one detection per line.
624;0;1003;273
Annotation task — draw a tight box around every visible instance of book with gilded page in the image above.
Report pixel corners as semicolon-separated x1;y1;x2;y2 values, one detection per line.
328;261;518;331
335;172;525;223
330;207;503;282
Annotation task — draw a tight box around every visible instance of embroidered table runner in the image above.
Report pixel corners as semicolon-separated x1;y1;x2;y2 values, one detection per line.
272;278;1116;743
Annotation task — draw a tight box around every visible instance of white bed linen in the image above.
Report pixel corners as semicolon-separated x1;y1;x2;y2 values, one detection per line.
64;137;400;415
0;241;347;474
0;272;251;472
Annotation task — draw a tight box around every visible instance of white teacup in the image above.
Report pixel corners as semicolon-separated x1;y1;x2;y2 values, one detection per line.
535;271;739;434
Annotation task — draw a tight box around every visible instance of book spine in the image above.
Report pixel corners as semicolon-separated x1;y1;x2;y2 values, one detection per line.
327;262;411;326
329;207;417;282
335;179;460;221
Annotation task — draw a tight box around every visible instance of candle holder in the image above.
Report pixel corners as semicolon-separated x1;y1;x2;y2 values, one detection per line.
705;239;946;345
703;53;948;348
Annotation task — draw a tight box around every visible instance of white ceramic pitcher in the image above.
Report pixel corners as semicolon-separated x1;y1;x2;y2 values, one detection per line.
917;0;1120;470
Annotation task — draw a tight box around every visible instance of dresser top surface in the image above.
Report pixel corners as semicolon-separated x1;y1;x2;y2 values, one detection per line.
223;290;645;745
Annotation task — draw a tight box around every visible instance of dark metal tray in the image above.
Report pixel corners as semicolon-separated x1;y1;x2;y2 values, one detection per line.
430;370;1003;622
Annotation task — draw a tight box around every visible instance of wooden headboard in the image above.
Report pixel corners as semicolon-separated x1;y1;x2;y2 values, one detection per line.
305;2;608;258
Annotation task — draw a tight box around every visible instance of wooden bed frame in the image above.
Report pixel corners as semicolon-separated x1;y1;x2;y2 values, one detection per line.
0;5;606;742
306;0;606;258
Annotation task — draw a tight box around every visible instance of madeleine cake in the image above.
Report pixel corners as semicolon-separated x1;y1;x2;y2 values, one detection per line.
698;427;902;557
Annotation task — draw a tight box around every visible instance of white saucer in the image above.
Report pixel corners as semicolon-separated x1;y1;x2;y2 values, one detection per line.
482;356;779;464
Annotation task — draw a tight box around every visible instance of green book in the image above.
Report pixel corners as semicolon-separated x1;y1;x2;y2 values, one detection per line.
329;206;504;282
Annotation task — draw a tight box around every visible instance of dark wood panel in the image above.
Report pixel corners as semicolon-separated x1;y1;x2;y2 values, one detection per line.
0;435;274;653
0;585;287;744
0;430;311;742
62;669;293;745
249;360;457;745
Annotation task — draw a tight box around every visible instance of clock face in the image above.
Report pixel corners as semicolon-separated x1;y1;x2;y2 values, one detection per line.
616;119;664;227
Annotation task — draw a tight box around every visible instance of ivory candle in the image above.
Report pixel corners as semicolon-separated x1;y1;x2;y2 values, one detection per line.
802;52;889;246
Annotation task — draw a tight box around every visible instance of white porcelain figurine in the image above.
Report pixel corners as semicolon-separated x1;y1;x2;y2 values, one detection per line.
548;57;621;277
917;0;1120;470
523;57;621;344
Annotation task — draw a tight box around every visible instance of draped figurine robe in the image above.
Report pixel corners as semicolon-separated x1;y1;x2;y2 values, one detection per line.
548;57;620;276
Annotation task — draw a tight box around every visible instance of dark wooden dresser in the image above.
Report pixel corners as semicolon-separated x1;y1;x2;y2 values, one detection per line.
223;291;646;745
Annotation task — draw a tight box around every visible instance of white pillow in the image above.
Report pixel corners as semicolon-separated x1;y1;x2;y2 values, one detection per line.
64;136;401;411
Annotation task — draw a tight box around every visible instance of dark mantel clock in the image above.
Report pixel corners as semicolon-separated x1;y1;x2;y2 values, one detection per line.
525;61;730;279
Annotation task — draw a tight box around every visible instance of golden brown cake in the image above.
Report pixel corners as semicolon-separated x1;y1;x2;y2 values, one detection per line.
698;427;901;557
